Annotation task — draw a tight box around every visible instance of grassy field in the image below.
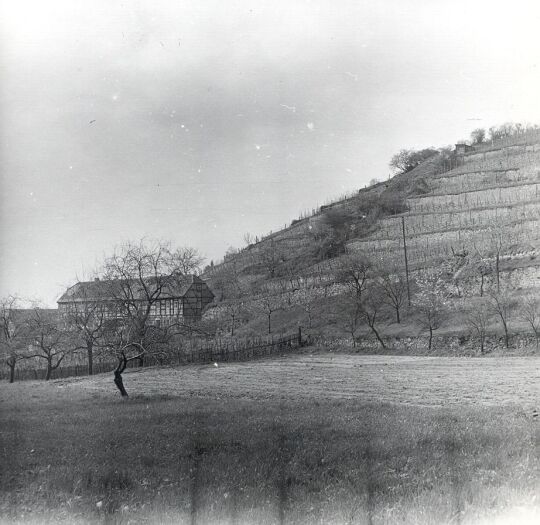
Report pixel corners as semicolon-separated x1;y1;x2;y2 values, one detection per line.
1;352;539;524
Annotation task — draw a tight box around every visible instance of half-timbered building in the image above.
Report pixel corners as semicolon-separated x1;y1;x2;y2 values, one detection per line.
57;274;214;326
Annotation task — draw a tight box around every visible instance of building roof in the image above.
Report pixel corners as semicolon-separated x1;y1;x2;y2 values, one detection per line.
57;274;208;304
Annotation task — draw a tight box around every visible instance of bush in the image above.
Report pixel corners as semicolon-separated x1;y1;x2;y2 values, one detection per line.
389;148;438;174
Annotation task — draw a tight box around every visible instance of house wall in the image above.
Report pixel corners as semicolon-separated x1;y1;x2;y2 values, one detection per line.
59;282;214;323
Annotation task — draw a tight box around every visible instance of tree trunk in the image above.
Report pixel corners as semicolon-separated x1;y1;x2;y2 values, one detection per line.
87;342;94;376
502;321;509;349
114;370;129;397
495;253;500;293
114;355;129;397
480;274;484;297
428;326;433;351
268;313;272;334
45;362;52;381
114;370;128;397
395;308;400;324
8;363;15;384
369;325;386;349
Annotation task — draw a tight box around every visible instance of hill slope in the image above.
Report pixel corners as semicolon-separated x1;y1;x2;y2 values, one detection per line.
203;129;540;347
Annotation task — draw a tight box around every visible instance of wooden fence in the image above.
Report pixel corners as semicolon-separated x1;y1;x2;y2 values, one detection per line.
1;330;304;382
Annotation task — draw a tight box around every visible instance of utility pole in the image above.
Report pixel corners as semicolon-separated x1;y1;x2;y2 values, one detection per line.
401;216;411;306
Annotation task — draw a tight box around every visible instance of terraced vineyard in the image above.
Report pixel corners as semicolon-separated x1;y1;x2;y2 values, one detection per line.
349;141;540;275
202;131;540;342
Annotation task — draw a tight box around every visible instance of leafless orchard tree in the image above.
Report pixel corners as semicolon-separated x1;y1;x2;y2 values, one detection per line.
251;285;286;334
472;256;493;298
62;289;108;376
25;307;70;381
219;300;246;337
358;286;387;349
413;269;450;351
0;296;27;383
337;253;388;348
341;294;362;347
466;299;491;354
520;294;540;350
336;253;373;301
98;239;205;397
292;287;324;329
259;238;286;278
101;320;170;397
377;271;407;324
488;287;513;349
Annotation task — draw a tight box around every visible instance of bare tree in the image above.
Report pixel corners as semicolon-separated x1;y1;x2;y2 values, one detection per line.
251;286;285;334
341;295;362;347
97;239;205;396
413;269;450;351
25;307;70;380
219;300;246;337
358;286;387;349
292;287;323;329
473;256;493;297
211;261;248;336
101;320;170;397
171;246;205;275
259;239;286;278
0;296;27;383
62;289;108;375
488;288;513;349
520;294;540;350
377;271;407;323
466;299;491;354
336;253;373;301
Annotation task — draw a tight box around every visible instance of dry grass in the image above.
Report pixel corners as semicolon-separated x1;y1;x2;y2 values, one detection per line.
0;353;539;524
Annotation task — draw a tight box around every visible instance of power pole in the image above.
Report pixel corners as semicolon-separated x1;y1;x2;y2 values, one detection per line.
401;216;411;306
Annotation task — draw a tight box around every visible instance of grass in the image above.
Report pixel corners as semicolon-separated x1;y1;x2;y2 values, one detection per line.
0;355;539;524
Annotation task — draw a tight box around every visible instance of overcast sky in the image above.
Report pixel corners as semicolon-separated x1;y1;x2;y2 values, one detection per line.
1;0;540;305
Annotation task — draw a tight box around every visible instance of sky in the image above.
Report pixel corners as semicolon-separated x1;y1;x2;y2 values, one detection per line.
1;0;540;306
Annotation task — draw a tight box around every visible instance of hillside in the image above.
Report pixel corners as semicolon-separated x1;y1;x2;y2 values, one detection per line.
203;129;540;350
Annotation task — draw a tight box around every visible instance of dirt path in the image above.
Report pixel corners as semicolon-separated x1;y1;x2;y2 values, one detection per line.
14;353;537;410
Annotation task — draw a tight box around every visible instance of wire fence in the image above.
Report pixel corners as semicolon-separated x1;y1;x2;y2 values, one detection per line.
1;331;304;382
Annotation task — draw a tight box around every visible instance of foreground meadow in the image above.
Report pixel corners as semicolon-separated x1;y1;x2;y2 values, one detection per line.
0;353;539;524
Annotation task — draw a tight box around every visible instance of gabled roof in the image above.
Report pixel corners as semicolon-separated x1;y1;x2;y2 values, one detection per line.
57;275;207;303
